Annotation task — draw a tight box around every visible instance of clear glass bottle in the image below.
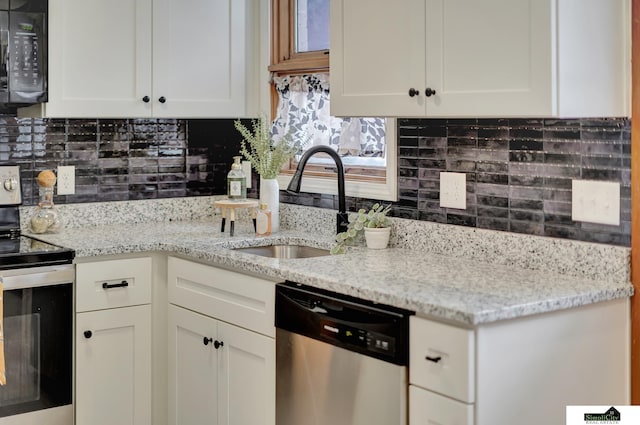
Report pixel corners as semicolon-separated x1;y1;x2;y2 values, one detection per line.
227;156;247;200
255;203;272;236
29;186;63;234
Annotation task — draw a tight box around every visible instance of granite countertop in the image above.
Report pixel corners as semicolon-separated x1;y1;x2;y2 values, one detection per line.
30;218;634;327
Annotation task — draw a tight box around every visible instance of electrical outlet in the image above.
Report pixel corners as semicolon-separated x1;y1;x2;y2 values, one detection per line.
571;179;620;226
440;172;467;209
57;166;75;195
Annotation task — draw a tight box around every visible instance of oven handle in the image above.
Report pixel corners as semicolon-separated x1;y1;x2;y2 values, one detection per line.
0;264;74;290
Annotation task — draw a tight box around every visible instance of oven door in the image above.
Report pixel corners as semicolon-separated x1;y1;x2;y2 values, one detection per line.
0;265;73;425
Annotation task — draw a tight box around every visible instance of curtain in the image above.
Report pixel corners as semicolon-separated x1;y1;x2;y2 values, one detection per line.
271;73;385;157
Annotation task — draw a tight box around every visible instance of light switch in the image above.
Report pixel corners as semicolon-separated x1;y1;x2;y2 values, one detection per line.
440;172;467;210
571;179;620;226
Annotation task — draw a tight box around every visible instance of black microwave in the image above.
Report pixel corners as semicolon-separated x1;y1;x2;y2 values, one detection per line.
0;0;46;109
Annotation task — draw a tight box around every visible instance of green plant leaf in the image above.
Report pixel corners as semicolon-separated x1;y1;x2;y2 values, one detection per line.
234;116;308;179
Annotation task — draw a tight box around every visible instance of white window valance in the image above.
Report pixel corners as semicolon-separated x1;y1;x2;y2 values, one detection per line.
271;73;385;158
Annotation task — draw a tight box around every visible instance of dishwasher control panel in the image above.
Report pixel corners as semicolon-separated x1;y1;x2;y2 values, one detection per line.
276;282;413;365
320;320;397;357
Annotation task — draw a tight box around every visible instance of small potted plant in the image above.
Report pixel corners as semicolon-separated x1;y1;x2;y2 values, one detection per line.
331;203;392;254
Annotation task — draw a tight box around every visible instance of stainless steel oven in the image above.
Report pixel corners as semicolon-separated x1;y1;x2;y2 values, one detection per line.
0;166;75;425
0;264;73;425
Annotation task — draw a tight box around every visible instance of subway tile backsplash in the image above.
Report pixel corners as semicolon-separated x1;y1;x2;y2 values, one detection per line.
396;118;630;246
0;116;631;247
4;117;253;206
284;117;631;247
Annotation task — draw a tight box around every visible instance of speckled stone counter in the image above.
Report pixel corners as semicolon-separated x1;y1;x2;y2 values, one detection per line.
24;197;633;326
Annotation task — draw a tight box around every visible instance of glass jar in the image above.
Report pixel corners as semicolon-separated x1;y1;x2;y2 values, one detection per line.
29;186;63;234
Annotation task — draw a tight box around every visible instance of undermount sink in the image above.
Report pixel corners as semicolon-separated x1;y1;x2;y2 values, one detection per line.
233;244;331;259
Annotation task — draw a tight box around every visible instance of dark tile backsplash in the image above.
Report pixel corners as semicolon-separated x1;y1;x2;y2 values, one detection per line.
3;117;253;206
284;117;631;247
0;116;631;247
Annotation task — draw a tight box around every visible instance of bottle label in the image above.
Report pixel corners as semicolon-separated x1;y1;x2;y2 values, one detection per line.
229;180;242;197
227;178;247;199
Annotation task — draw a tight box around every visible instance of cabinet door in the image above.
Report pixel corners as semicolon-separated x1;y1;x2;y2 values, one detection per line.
168;304;219;425
425;0;553;117
218;321;275;425
330;0;426;117
47;0;153;117
76;305;152;425
153;0;249;118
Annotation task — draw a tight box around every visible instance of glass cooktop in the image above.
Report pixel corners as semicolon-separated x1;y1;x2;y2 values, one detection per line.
0;235;75;269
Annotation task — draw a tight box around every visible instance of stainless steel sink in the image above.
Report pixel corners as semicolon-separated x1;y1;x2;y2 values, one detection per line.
233;244;330;259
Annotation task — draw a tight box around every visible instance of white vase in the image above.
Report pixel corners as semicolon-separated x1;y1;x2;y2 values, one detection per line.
260;177;280;233
364;227;391;249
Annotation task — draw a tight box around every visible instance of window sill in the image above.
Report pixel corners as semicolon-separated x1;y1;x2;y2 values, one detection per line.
276;173;397;201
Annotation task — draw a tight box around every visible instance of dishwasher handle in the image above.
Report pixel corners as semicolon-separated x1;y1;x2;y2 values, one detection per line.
277;284;407;325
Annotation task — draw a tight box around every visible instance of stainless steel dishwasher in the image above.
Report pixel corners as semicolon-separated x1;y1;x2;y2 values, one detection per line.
275;282;413;425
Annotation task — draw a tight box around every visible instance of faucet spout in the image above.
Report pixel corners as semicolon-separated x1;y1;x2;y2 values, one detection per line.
286;145;349;234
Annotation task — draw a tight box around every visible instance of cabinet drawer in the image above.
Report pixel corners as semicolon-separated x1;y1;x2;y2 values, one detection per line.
410;316;474;403
167;256;276;337
76;257;152;312
409;385;473;425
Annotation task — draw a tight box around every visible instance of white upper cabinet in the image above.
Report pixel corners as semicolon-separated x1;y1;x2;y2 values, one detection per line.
152;0;250;118
38;0;256;118
330;0;629;118
330;0;426;117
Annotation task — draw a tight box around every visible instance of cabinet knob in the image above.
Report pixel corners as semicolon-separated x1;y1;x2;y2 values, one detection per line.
142;96;150;103
408;88;420;97
214;340;224;350
84;330;92;339
158;96;167;104
203;337;213;346
425;88;437;97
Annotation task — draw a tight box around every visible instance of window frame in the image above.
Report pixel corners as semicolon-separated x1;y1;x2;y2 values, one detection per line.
269;0;330;74
270;0;398;202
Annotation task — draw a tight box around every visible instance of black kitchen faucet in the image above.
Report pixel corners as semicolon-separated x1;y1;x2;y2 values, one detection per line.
286;145;349;235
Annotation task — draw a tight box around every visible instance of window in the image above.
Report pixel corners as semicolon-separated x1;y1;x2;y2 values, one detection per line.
270;0;397;201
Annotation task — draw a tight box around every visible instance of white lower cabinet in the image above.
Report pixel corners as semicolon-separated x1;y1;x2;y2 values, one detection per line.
168;305;275;425
168;305;218;425
75;257;153;425
76;305;152;425
409;298;630;425
167;256;276;425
